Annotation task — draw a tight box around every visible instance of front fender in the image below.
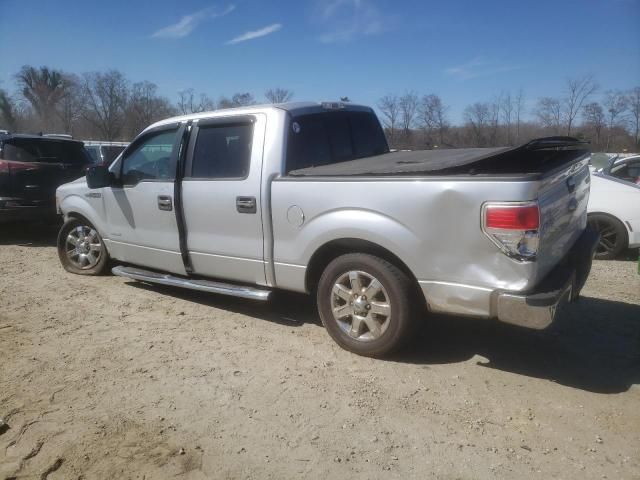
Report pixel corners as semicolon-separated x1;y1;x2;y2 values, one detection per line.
58;190;107;238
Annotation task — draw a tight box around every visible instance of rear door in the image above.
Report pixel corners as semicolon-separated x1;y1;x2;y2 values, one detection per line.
102;124;186;274
181;114;266;285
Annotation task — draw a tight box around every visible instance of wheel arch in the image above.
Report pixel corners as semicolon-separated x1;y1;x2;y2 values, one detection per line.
587;211;630;242
304;237;426;304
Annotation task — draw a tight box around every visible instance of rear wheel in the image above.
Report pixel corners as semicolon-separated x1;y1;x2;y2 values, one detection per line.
587;213;628;260
316;253;418;357
57;218;110;275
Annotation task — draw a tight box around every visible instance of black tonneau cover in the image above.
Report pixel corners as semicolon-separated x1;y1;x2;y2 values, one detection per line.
289;137;589;177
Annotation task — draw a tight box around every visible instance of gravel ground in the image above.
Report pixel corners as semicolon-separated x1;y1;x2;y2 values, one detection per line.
1;222;639;480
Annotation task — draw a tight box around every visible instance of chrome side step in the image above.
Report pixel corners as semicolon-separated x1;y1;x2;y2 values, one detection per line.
112;266;271;301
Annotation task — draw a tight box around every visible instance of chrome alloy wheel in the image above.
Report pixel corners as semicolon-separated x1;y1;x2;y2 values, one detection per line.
65;225;103;269
331;270;391;342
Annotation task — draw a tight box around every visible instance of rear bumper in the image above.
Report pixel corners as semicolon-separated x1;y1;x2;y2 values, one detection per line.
494;228;600;329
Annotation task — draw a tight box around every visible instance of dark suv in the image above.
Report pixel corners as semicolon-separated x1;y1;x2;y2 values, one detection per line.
0;133;92;223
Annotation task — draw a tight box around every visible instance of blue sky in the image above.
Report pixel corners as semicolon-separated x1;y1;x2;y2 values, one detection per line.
0;0;638;122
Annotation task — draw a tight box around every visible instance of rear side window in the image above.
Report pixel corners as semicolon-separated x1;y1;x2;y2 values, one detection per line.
190;124;253;179
286;111;388;173
3;139;90;164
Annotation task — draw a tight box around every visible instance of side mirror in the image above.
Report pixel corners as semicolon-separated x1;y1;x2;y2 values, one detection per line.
86;165;111;189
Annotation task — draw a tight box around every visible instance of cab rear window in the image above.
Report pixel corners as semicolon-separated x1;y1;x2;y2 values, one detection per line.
286;111;388;173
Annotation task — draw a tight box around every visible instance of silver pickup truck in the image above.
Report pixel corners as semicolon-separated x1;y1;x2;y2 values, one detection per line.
55;102;599;357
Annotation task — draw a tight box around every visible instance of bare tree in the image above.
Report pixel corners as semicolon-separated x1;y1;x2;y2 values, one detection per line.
603;90;628;150
16;65;66;131
499;91;514;145
56;74;83;135
0;89;18;131
418;94;449;147
515;89;525;143
177;88;215;114
231;93;256;107
265;88;293;104
535;97;562;133
177;88;196;114
628;86;640;147
399;91;419;143
216;93;256;109
488;98;500;146
562;75;598;136
464;102;491;146
128;81;174;136
582;102;606;150
378;94;400;145
81;70;128;141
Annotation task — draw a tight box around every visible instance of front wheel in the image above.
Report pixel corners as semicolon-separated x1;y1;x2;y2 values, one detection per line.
57;218;110;275
587;213;628;260
316;253;418;357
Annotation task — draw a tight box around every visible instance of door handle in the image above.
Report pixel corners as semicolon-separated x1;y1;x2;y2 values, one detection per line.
236;196;256;214
157;195;173;211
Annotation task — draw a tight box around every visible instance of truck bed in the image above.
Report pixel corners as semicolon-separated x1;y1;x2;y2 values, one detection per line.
288;137;589;177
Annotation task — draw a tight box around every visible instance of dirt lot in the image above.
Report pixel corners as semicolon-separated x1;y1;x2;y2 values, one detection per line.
1;223;639;480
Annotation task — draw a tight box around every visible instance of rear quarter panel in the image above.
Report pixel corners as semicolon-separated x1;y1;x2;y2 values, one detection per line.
271;177;542;294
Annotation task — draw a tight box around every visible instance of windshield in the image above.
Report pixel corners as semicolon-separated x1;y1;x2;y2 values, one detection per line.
3;138;90;164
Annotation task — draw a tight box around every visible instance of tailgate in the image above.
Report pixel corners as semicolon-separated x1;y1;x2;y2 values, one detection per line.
536;155;591;280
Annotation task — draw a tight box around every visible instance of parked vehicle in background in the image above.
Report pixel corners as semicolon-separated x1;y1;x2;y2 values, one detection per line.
588;154;640;259
83;141;129;166
56;102;598;357
0;132;91;223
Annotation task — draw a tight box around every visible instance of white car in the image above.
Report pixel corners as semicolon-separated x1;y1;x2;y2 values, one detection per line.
588;154;640;259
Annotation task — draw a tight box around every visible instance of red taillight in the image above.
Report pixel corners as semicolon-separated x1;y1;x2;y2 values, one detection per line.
485;205;539;230
0;161;8;173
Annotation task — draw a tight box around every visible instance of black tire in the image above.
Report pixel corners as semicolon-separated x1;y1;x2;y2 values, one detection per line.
57;217;110;275
316;253;418;357
587;213;628;260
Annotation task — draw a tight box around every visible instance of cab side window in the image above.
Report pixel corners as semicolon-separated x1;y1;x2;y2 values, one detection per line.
121;129;178;185
190;124;253;179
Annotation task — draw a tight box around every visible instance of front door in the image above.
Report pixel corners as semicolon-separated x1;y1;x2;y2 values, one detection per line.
102;125;186;275
181;114;266;285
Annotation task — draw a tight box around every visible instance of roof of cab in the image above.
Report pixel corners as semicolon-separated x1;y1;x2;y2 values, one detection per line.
144;101;374;133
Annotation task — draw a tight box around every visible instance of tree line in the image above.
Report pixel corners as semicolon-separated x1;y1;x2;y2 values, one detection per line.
0;65;294;141
379;76;639;152
0;66;638;152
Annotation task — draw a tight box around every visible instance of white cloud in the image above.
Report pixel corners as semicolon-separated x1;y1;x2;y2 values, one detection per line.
445;57;522;80
316;0;389;44
226;23;282;45
152;5;235;39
